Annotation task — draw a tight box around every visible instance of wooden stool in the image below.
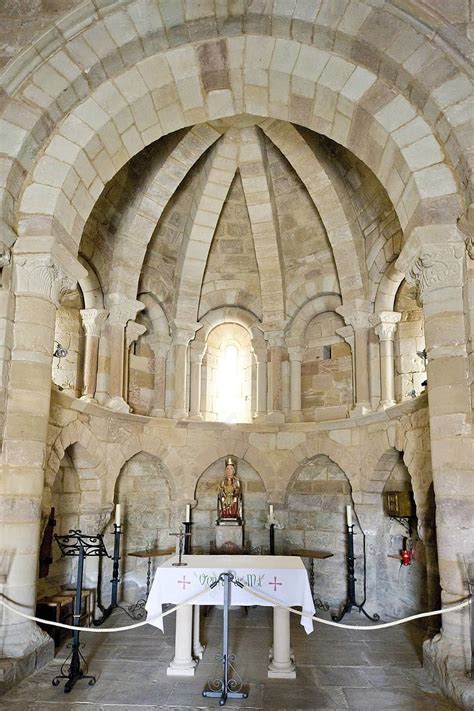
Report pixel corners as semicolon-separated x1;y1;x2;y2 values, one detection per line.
36;594;74;648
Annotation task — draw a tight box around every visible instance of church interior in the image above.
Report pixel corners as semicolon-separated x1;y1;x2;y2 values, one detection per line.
0;1;473;709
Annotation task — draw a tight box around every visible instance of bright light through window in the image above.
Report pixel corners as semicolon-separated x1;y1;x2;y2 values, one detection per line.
216;343;242;423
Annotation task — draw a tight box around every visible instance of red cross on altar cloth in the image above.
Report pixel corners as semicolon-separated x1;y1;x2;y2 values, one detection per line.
178;576;190;590
269;576;282;591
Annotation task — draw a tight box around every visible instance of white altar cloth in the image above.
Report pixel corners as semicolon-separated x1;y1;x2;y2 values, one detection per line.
145;554;315;634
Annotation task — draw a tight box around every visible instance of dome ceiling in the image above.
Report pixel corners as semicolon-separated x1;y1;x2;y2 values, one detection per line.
80;116;401;329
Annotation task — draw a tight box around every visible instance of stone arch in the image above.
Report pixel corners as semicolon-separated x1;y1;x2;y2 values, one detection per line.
1;2;469;232
78;255;104;309
106;436;181;504
285;294;342;347
278;435;359;504
46;419;106;496
374;261;405;313
11;35;462;260
139;293;170;338
196;305;265;350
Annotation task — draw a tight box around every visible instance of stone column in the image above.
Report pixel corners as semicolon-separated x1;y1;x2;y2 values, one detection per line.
124;320;147;409
396;226;472;677
189;342;205;421
1;250;85;657
104;294;144;413
253;347;267;419
336;301;372;414
335;325;355;407
268;607;295;678
167;605;196;676
264;331;285;423
192;605;205;659
370;311;401;409
149;337;171;417
288;346;303;422
79;309;108;402
171;326;196;419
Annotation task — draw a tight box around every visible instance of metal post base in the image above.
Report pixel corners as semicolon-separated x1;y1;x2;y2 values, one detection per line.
332;601;380;623
52;645;96;693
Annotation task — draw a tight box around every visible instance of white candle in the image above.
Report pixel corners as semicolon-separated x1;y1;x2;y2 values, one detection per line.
269;504;274;516
346;505;353;527
185;504;191;523
115;503;121;526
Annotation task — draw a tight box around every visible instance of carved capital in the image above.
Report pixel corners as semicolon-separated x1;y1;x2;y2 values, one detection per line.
288;346;304;362
336;300;371;331
458;205;474;260
263;330;285;348
125;321;147;348
406;244;464;301
14;254;76;304
369;311;401;342
106;293;145;326
0;242;11;268
80;309;108;337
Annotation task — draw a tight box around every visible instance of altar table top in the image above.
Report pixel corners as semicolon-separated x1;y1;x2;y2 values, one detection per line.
145;554;315;634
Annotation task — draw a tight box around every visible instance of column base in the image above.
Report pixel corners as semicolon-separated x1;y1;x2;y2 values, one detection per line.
188;413;203;421
378;399;396;410
268;659;296;679
150;408;166;417
423;634;473;710
105;396;131;413
171;410;188;420
166;659;197;676
287;411;303;422
349;402;372;417
265;411;286;424
79;394;97;404
193;643;205;659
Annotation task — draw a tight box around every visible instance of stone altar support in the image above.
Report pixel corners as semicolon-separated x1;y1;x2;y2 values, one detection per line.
145;554;315;679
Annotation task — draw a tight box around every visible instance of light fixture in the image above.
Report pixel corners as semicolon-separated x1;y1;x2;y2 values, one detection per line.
53;342;68;359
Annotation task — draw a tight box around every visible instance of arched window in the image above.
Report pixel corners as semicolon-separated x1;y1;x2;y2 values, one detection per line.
216;342;241;423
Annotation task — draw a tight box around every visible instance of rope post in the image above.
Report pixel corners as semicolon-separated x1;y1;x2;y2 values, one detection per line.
468;563;474;679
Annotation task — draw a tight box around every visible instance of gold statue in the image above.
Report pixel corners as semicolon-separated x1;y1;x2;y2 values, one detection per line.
217;456;242;523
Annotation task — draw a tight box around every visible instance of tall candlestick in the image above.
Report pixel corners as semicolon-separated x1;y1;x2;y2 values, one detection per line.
346;505;352;527
115;504;121;526
185;504;191;523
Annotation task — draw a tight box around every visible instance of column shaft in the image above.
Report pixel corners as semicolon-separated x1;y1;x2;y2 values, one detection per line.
268;607;295;678
167;605;196;675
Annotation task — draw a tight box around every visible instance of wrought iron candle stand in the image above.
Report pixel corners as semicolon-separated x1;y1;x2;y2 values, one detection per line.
94;523;122;626
332;523;379;623
183;521;193;553
203;572;248;706
52;530;108;693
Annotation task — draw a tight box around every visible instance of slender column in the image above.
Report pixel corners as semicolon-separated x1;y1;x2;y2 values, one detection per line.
79;309;108;402
124;320;147;409
370;312;401;409
189;343;205;421
397;226;472;674
336;301;372;414
253;348;267;419
104;294;144;413
264;331;285;423
149;338;171;417
288;346;303;422
336;325;355;407
171;326;197;419
192;605;205;659
1;250;85;657
167;605;196;676
268;607;295;678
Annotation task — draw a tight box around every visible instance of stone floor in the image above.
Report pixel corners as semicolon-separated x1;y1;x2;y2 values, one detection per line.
0;605;458;710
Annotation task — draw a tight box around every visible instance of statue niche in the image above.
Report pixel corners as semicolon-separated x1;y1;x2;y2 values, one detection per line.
217;456;242;526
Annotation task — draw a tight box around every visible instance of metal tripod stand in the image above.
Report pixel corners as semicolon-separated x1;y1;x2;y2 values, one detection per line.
202;572;248;706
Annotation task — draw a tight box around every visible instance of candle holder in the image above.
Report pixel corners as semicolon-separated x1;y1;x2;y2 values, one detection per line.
332;523;380;623
93;523;122;626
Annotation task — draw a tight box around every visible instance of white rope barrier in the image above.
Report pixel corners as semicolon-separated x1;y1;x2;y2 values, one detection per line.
0;587;211;634
240;583;472;630
0;586;471;634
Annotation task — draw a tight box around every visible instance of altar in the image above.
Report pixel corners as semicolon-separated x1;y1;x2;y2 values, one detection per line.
145;554;315;679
